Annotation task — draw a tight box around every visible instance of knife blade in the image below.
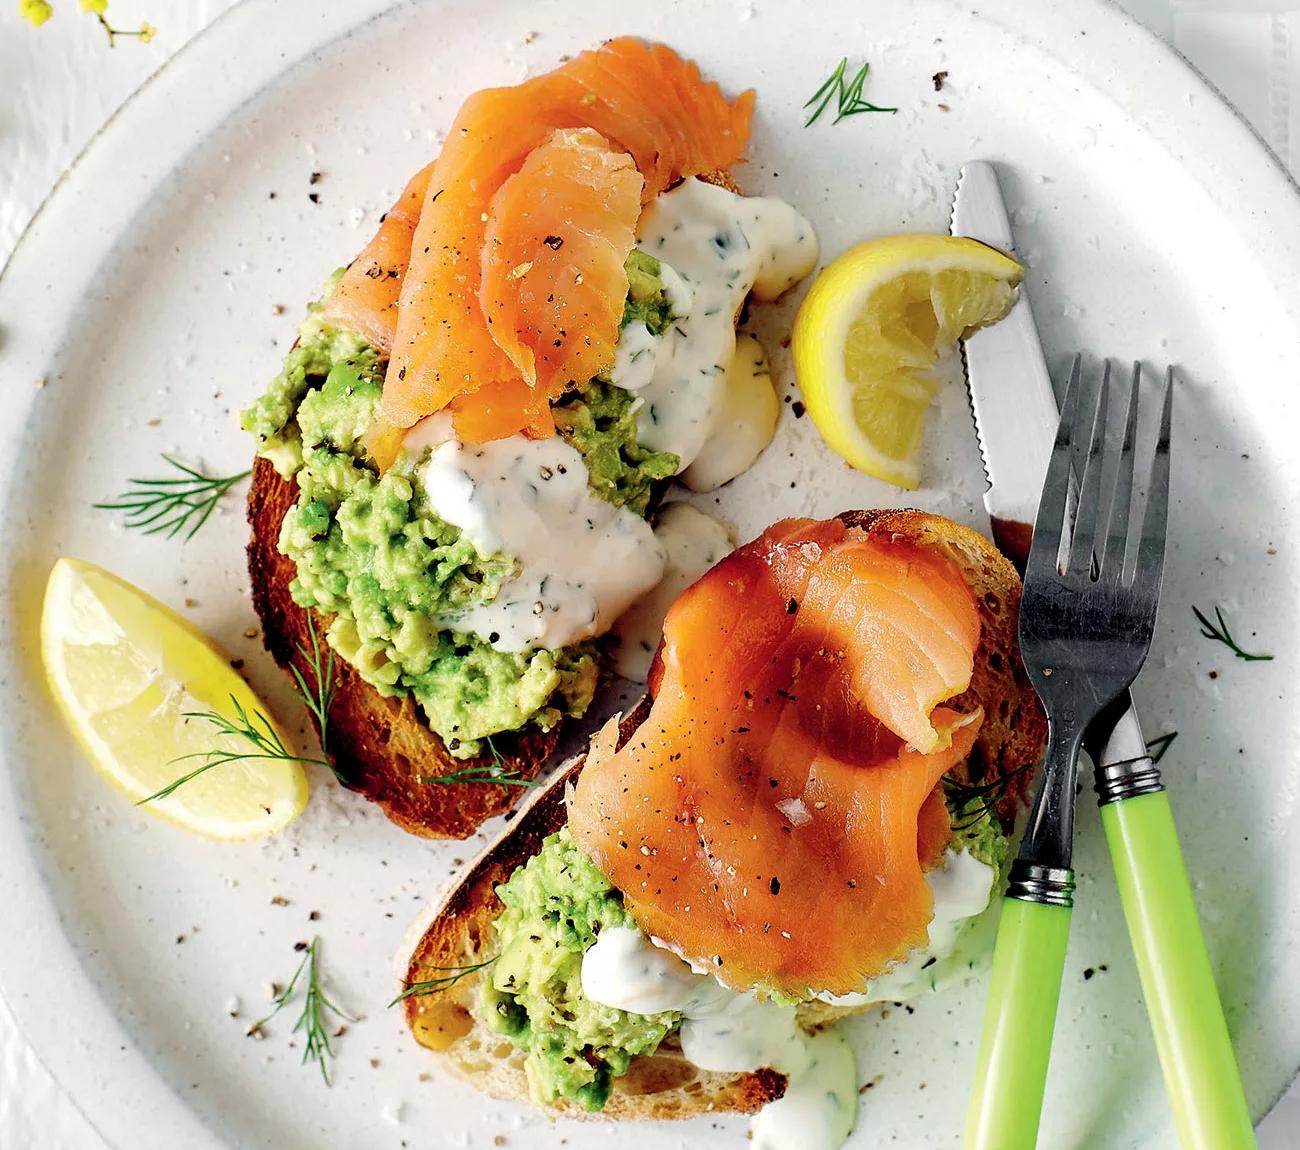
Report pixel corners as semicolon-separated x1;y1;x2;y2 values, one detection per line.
950;160;1150;782
950;162;1060;567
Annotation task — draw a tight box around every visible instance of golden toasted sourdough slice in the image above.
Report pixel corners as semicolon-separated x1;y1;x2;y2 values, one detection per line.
398;510;1044;1112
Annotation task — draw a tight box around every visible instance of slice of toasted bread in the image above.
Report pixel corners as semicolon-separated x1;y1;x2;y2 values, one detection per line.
399;510;1045;1117
247;457;562;839
245;169;745;841
399;697;787;1119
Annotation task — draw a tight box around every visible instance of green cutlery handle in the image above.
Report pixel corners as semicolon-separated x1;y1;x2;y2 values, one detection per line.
1101;792;1256;1149
965;896;1072;1150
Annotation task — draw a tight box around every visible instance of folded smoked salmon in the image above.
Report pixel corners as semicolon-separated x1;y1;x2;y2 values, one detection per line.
570;516;991;995
322;37;755;451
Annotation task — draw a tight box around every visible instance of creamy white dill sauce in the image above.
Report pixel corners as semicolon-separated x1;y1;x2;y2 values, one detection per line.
681;332;779;493
614;178;818;475
819;848;997;1007
750;1029;857;1150
582;927;858;1150
610;503;733;683
419;435;665;652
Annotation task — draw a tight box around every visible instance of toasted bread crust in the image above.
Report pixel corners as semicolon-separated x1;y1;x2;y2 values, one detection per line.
247;457;560;839
400;510;1046;1116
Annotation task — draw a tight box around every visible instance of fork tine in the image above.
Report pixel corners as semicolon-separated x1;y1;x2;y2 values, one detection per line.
1101;362;1141;580
1135;368;1174;590
1068;361;1110;578
1027;355;1083;581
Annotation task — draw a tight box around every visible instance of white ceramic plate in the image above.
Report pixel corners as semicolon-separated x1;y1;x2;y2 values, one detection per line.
3;1;1299;1146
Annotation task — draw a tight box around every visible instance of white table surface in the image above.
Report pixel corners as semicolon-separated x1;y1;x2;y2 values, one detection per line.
2;1;1298;1145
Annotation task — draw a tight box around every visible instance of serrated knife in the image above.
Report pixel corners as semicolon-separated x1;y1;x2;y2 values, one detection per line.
952;161;1254;1150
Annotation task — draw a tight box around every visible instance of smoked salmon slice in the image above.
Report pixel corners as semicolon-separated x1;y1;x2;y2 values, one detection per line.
359;38;753;444
480;128;644;406
568;518;985;997
321;162;433;353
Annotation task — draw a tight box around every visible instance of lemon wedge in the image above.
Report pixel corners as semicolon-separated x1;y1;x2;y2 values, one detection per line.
792;234;1022;488
41;558;308;840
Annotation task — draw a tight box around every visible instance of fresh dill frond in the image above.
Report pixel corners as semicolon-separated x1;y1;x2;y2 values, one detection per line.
137;694;330;805
94;454;250;540
943;762;1032;832
249;938;354;1085
421;735;539;788
1193;605;1274;662
804;57;897;126
421;767;539;788
388;959;498;1007
288;613;337;759
803;57;848;126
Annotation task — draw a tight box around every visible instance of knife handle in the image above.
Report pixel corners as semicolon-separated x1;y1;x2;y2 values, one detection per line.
964;896;1072;1150
1100;791;1256;1149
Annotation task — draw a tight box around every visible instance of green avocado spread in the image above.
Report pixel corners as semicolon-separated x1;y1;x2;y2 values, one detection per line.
241;256;677;755
481;828;679;1111
950;797;1015;875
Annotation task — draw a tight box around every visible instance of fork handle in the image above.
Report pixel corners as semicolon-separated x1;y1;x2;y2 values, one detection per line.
964;895;1073;1150
1101;792;1256;1149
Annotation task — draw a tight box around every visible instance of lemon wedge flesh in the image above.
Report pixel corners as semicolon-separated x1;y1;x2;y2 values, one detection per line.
792;234;1023;488
41;558;308;840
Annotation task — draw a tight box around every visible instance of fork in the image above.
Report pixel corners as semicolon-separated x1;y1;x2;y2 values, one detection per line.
965;358;1179;1149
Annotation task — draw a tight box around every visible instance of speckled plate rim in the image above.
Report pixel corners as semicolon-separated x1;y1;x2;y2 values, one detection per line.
2;1;1299;1147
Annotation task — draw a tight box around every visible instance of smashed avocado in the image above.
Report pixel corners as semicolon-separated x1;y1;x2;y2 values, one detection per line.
621;249;675;336
948;797;1013;875
481;828;678;1111
240;256;677;754
553;379;676;517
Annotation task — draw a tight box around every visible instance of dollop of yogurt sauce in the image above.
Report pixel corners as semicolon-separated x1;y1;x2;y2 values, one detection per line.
582;927;858;1150
614;178;819;487
420;430;666;652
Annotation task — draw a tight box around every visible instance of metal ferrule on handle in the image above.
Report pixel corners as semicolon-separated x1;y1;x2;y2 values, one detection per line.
1088;693;1167;806
1005;860;1075;907
1094;753;1165;805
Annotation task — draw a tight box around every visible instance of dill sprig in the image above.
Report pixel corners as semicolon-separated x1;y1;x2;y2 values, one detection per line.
1145;731;1178;765
138;695;331;805
804;57;897;126
1193;605;1274;662
943;763;1032;832
389;959;497;1007
421;735;539;788
249;938;354;1085
94;454;250;540
140;615;341;803
288;613;337;758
